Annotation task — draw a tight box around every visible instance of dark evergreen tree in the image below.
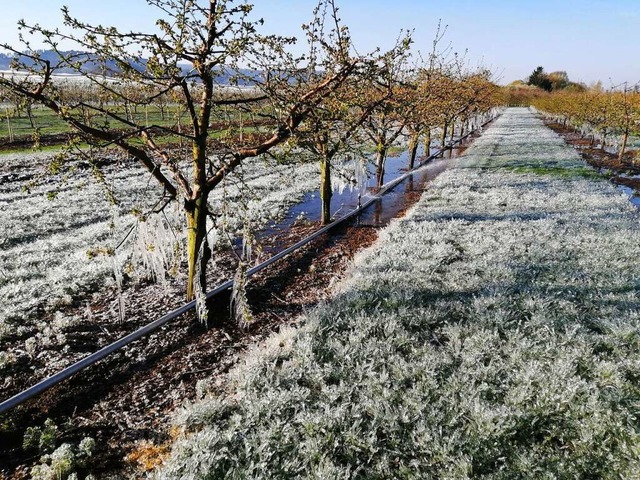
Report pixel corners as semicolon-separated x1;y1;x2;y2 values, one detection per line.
528;66;553;92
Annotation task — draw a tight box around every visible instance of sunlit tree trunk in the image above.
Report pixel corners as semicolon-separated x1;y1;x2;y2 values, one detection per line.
320;152;332;225
441;121;448;148
185;116;211;300
5;111;13;142
26;102;35;129
185;190;210;301
408;131;419;169
183;69;216;302
423;128;431;158
618;128;629;163
376;145;387;188
124;100;132;122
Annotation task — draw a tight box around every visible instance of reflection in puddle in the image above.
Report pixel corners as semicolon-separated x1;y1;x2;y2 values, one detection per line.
617;184;640;208
248;143;472;254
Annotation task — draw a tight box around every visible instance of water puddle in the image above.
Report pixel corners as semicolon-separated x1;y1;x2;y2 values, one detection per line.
617;184;640;208
594;168;640;209
354;154;454;227
243;143;471;254
617;172;640;181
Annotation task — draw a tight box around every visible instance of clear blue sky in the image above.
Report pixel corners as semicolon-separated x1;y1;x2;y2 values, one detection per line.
1;0;638;86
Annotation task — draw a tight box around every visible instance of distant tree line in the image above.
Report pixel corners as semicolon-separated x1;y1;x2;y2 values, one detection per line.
501;66;588;106
527;66;585;92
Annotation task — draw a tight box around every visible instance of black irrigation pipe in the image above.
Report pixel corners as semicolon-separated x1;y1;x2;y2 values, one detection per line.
0;115;498;415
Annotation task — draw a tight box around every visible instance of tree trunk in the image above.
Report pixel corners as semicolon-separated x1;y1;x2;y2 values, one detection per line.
185;191;211;302
26;103;35;129
6;114;13;142
618;129;629;163
375;146;387;189
424;129;431;158
441;122;448;150
406;175;414;193
408;132;419;169
320;153;332;225
449;122;455;144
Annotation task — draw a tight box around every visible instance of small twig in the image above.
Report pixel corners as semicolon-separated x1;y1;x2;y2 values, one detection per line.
113;223;137;251
151;196;173;214
270;311;287;323
271;293;289;304
99;325;113;338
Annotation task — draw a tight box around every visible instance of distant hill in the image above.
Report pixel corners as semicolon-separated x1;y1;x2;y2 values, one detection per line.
0;49;139;75
0;49;261;85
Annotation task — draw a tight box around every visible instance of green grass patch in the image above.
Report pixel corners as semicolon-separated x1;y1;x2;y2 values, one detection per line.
0;143;85;155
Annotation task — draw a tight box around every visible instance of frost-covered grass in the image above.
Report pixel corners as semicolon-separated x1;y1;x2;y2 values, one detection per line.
161;108;640;479
0;153;320;337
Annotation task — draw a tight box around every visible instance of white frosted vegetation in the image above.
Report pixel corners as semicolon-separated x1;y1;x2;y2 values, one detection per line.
0;153;319;338
161;108;640;479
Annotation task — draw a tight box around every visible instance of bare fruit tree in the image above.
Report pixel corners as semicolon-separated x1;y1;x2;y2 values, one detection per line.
0;0;369;306
359;48;413;189
290;1;412;224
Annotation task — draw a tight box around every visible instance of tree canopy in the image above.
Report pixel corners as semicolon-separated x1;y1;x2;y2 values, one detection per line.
526;66;585;92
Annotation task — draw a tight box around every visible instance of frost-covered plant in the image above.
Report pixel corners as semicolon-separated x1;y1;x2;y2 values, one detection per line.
78;437;95;457
193;240;210;327
131;211;182;285
159;108;640;479
23;418;58;452
231;261;254;329
0;350;16;371
31;443;75;480
30;436;95;480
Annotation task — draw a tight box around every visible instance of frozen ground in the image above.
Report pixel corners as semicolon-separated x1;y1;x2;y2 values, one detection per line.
0;152;320;337
161;108;640;479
